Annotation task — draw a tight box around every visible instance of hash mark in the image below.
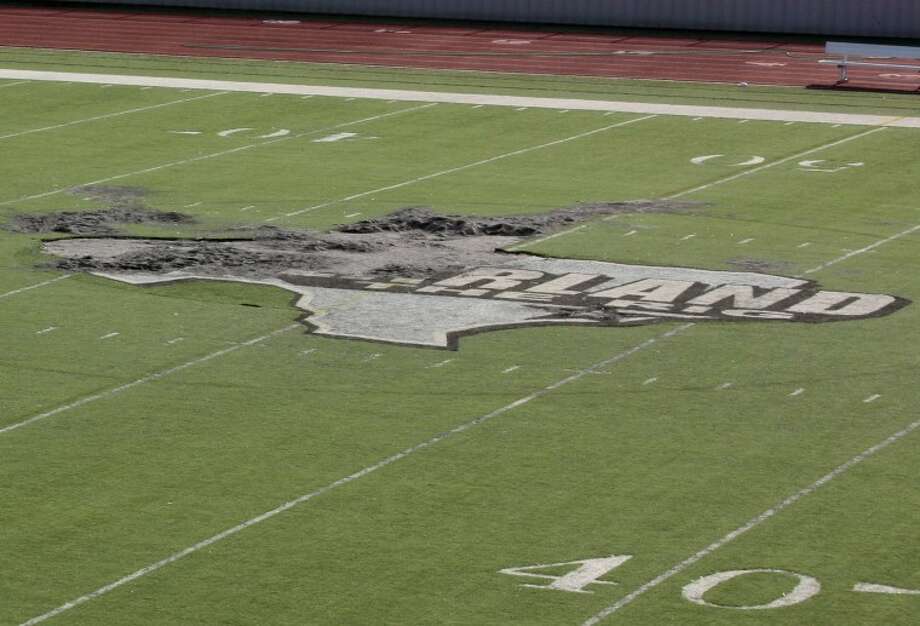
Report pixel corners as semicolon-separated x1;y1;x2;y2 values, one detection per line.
345;212;362;218
716;382;733;390
864;394;881;403
240;205;256;211
502;365;521;374
692;117;703;121
798;242;812;248
642;377;658;385
472;104;484;109
165;337;184;345
362;353;382;363
559;109;570;114
789;388;805;397
623;230;638;237
99;332;120;340
738;119;750;124
680;234;696;241
515;107;528;111
300;95;312;99
184;201;202;208
302;348;318;356
345;97;356;102
259;93;272;97
785;121;796;126
36;326;58;335
738;238;754;245
427;359;453;369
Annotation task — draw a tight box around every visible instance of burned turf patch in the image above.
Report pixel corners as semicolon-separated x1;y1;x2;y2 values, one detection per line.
5;185;194;236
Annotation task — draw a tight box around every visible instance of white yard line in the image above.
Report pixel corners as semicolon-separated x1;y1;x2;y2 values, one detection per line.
275;115;656;221
0;275;71;300
582;418;920;625
0;324;298;437
0;91;226;141
0;79;30;90
801;223;920;275
19;324;693;625
513;127;888;252
579;219;920;624
665;127;887;200
1;69;919;128
0;104;436;208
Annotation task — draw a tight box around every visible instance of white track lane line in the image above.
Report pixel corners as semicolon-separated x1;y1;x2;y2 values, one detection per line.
19;324;693;625
0;103;436;208
2;69;919;128
0;274;71;300
0;91;226;141
0;324;298;437
274;115;656;220
582;419;920;625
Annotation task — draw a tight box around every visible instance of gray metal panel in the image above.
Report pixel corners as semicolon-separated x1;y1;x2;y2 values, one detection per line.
55;1;920;38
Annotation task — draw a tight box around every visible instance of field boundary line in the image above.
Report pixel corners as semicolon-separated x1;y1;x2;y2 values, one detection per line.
0;274;71;300
19;324;693;625
0;91;227;141
0;103;436;208
275;114;657;220
0;324;298;436
582;418;920;625
1;69;919;128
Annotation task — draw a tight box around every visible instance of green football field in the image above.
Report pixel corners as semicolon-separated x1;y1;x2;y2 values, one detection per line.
1;48;919;625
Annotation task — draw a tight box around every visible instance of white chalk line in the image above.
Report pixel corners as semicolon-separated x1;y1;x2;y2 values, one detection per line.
513;127;886;251
801;223;920;275
0;103;436;208
582;418;920;625
0;274;71;300
19;324;693;625
2;69;919;128
0;80;30;90
665;127;887;200
275;115;656;220
0;91;226;142
0;324;298;437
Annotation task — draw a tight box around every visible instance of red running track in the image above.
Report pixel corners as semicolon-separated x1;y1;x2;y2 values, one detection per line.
1;4;919;92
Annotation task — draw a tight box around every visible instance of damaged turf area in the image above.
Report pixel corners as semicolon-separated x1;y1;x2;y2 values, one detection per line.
32;200;691;278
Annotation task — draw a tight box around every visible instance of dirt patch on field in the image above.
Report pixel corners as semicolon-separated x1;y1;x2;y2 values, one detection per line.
5;185;194;235
727;257;795;274
42;200;693;278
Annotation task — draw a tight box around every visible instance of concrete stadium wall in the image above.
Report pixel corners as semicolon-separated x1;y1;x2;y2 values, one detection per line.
55;1;920;39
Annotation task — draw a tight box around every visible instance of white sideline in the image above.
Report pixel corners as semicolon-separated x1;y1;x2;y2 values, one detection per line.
0;91;226;141
18;324;693;625
0;274;71;300
0;103;436;208
582;419;920;625
275;114;657;220
1;69;919;128
0;324;298;436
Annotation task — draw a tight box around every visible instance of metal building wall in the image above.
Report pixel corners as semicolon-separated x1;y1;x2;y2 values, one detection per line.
58;0;920;38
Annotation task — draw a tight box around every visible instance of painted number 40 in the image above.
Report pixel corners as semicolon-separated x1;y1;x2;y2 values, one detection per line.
500;555;920;609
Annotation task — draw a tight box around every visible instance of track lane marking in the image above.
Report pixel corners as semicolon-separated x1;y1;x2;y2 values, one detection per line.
0;91;226;141
0;324;298;436
0;103;436;208
273;115;656;220
18;324;693;625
